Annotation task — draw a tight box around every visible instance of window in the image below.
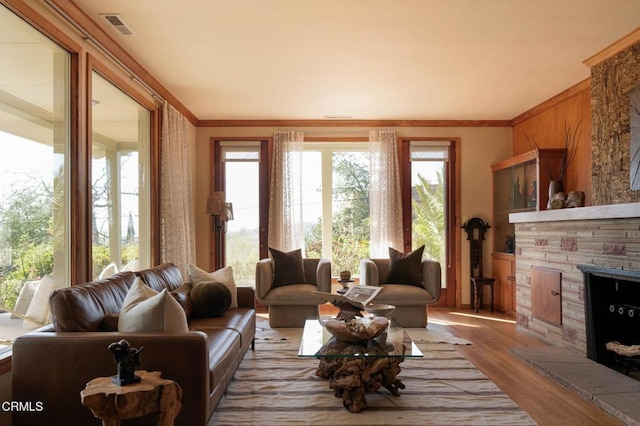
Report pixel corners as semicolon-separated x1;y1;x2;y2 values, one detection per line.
90;71;151;278
302;143;370;275
0;5;71;351
217;141;263;286
409;141;451;289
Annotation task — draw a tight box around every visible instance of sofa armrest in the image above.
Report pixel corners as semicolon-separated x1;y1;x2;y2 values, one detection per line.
315;258;332;293
422;260;442;302
237;286;255;309
12;331;210;426
255;258;273;301
359;259;380;286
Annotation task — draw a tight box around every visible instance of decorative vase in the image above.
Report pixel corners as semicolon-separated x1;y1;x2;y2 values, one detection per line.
547;180;564;208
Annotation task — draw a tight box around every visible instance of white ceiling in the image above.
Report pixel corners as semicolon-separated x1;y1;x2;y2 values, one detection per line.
72;0;640;121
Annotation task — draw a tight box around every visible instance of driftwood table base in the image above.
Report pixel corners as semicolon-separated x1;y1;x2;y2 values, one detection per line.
316;356;405;413
80;370;182;426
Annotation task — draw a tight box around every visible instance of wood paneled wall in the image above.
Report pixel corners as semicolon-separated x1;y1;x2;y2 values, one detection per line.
511;82;592;206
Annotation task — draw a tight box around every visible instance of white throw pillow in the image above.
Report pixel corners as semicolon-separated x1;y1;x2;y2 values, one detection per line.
99;262;119;279
187;264;238;309
23;274;55;329
13;280;39;318
118;278;189;333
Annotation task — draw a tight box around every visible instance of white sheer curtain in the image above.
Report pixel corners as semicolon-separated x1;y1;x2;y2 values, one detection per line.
160;102;196;278
268;130;305;252
369;129;404;257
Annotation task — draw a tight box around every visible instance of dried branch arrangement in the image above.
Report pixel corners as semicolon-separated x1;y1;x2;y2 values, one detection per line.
523;119;582;181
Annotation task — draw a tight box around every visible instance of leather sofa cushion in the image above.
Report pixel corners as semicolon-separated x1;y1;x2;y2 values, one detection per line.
190;307;256;351
197;328;241;393
135;263;183;292
101;313;120;331
170;283;194;319
50;271;137;332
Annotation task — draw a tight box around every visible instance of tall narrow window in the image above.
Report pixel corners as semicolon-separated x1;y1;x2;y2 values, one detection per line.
91;72;150;278
218;141;262;286
0;5;71;349
410;141;450;289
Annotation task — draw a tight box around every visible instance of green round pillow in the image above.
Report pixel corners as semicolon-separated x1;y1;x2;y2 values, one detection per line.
191;280;232;318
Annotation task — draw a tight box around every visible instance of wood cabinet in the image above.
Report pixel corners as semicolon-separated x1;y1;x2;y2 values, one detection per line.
491;148;565;316
493;252;516;316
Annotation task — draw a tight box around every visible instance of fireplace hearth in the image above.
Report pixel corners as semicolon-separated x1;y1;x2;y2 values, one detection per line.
579;264;640;378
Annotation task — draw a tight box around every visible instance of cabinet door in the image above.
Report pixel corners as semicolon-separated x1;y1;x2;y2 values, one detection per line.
493;254;515;316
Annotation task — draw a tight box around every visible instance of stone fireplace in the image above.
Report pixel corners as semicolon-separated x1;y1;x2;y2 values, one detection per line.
510;204;640;357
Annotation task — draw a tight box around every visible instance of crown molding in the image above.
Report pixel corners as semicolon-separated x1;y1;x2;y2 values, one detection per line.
197;119;511;128
583;27;640;68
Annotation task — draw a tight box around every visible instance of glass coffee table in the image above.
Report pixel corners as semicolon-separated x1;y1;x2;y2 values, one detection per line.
298;316;423;413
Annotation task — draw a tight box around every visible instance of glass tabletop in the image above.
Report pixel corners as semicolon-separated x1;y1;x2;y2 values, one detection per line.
298;316;424;359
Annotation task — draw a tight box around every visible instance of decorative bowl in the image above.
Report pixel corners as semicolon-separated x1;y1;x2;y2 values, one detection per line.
365;303;396;317
321;316;389;343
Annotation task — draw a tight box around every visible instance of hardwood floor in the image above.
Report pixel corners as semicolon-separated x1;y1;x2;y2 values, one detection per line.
318;304;622;425
428;308;622;426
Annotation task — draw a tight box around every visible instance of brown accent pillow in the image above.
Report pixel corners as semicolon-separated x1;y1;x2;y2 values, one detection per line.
170;283;194;320
101;313;120;331
384;245;425;287
268;247;306;287
191;280;232;318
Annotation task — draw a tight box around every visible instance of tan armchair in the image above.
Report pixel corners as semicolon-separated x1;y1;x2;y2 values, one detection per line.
256;257;331;327
359;258;441;327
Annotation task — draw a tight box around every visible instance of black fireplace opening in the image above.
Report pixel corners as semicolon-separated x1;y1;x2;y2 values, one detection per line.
579;264;640;379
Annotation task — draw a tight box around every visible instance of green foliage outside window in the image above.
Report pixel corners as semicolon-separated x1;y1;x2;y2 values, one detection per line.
0;182;54;308
306;153;371;275
305;155;446;277
412;170;445;264
224;228;259;286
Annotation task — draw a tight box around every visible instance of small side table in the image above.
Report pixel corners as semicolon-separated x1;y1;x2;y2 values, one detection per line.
80;370;182;426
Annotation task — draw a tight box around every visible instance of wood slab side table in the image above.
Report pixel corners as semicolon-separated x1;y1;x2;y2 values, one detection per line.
80;370;182;426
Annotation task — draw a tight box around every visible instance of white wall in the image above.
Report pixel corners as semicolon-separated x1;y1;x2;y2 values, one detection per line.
194;125;512;305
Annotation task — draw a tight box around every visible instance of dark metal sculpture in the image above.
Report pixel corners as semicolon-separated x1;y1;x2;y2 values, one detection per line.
108;339;144;385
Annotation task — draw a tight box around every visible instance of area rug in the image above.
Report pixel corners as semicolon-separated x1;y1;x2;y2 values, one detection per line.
209;318;536;425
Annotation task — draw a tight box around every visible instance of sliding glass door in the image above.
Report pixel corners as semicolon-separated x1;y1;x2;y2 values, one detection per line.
90;71;151;278
0;5;71;346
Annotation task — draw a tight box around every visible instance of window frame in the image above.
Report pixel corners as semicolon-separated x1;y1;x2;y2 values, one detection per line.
212;138;270;271
87;60;160;282
400;137;460;308
0;1;81;373
86;55;160;282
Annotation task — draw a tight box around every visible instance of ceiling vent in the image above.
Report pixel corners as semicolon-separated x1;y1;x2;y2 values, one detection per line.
100;14;135;36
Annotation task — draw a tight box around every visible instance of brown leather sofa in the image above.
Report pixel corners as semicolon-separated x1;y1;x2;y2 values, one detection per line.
11;263;255;426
